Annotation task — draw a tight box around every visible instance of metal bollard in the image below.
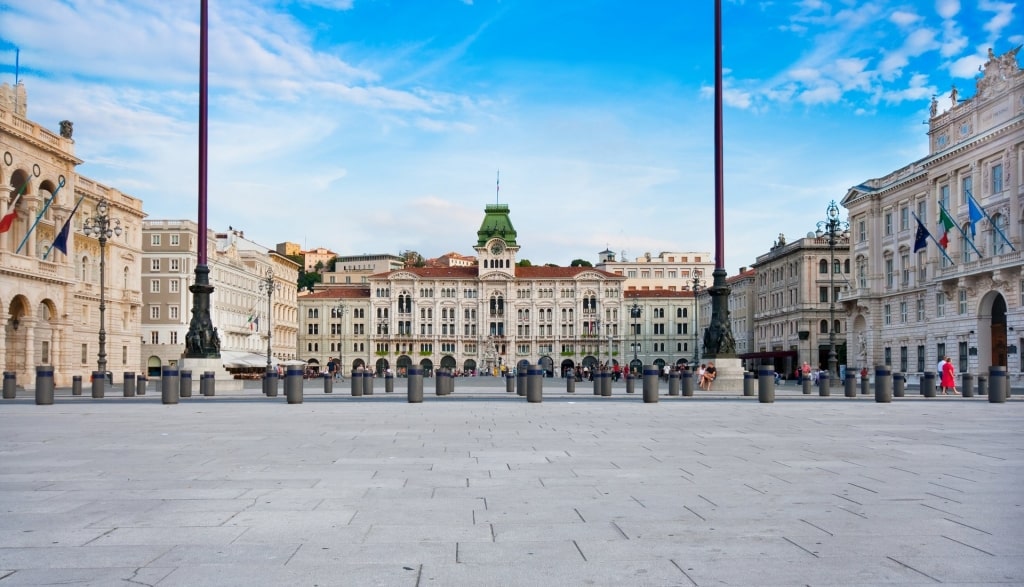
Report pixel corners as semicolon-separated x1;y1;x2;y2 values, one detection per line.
364;369;374;395
90;371;105;399
626;372;635;394
407;366;423;403
818;373;831;396
322;373;333;394
123;371;136;397
600;369;611;397
161;365;179;405
844;372;857;398
351;367;363;397
988;366;1007;403
506;372;515;393
961;372;974;398
893;372;905;397
179;370;192;398
72;374;83;396
875;366;892;403
757;366;775;403
517;368;527;397
566;373;575;393
136;374;146;396
35;365;55;405
681;370;694;396
592;370;601;395
922;371;936;398
527;364;543;403
860;373;870;395
2;371;15;399
202;371;215;396
642;365;659;403
802;376;812;395
285;366;303;404
435;368;445;396
668;370;680;396
743;371;756;397
385;372;394;393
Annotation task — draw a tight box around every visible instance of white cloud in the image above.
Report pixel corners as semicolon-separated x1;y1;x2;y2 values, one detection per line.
890;10;921;27
935;0;960;20
980;1;1016;38
797;81;842;104
947;53;986;78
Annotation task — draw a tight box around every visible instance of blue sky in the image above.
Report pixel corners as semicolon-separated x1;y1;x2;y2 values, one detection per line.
1;0;1020;271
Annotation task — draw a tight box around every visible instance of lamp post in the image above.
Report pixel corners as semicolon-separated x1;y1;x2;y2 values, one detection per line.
815;200;850;380
335;303;346;379
629;299;641;374
82;198;122;375
691;270;705;367
376;316;388;375
258;268;280;377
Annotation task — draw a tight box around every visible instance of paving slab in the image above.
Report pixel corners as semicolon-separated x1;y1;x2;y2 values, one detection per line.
0;377;1021;585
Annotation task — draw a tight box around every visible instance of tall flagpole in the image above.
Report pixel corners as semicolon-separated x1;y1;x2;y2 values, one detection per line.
184;0;220;359
705;0;736;359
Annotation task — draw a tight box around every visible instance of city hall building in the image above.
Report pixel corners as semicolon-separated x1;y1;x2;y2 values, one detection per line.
841;47;1023;386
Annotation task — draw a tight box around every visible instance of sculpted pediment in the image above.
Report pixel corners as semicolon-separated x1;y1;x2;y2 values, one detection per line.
575;271;605;281
389;271;419;281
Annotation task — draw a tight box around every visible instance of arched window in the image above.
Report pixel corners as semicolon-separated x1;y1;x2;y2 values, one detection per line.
991;213;1007;255
819;259;828;273
819;319;828;334
833;319;841;334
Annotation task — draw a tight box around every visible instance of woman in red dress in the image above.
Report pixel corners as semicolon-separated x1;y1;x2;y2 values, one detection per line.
940;355;959;395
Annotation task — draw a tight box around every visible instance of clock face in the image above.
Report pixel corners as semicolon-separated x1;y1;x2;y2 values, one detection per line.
490;241;505;255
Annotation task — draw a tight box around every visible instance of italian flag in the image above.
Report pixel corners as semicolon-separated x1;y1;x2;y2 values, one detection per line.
938;206;956;249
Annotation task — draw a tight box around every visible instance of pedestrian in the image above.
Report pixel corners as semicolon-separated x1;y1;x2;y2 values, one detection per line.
701;362;717;390
801;361;811;382
940;356;959;395
696;363;706;389
936;356;946;376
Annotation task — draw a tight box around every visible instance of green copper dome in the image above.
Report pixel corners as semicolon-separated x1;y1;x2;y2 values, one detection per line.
476;204;518;246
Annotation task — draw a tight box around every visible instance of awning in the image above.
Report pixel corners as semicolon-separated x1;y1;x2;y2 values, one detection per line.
220;351;278;369
738;350;798;360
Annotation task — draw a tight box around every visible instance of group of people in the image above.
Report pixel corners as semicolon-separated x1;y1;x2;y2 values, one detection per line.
938;356;960;395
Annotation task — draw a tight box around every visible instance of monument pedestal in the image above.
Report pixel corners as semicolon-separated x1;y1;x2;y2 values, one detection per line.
179;357;243;392
705;357;744;392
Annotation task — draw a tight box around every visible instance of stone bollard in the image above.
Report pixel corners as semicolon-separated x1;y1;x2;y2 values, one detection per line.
385;371;394;393
407;366;423;403
592;370;601;395
506;372;515;393
626;372;636;394
435;368;445;396
202;371;215;396
72;374;83;396
351;367;364;397
977;375;988;396
844;372;857;398
161;365;180;405
285;366;303;404
961;372;974;398
517;368;527;397
802;376;812;395
988;366;1007;403
600;369;612;397
874;365;892;403
35;365;55;405
136;374;146;396
527;364;543;403
681;370;694;396
642;365;659;403
123;371;136;397
265;370;279;398
860;372;870;395
922;371;936;398
743;371;756;397
323;373;333;394
893;372;905;397
668;370;680;396
91;371;106;399
818;373;831;397
179;370;192;398
757;366;775;403
2;371;15;399
566;372;575;393
364;369;375;395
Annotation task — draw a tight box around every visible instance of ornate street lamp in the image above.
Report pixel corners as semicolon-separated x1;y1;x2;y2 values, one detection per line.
82;198;121;375
815;200;850;381
692;270;705;367
629;299;642;373
335;302;346;379
258;268;280;377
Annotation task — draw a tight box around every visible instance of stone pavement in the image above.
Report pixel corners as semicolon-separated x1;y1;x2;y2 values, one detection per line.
1;378;1022;586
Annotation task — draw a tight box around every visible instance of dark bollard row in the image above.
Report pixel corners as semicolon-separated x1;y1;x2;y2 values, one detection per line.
385;371;394;393
285;367;303;404
962;372;974;397
625;371;635;394
801;376;812;395
844;371;857;398
351;367;363;396
566;372;575;394
526;364;543;403
668;370;680;396
681;370;694;396
642;365;659;403
161;365;179;405
123;371;136;397
893;372;905;397
36;366;54;405
875;366;892;402
860;373;870;395
202;371;215;396
407;366;423;403
505;372;515;393
91;371;105;399
517;368;526;397
136;374;146;395
921;371;936;398
180;370;193;399
322;372;333;394
989;366;1007;403
818;373;831;396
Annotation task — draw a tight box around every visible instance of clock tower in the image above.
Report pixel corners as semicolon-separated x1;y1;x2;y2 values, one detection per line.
475;204;519;278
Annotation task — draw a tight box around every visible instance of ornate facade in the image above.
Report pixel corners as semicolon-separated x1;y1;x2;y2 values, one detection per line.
842;47;1023;385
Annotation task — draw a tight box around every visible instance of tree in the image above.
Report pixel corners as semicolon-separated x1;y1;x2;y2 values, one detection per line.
516;259;532;267
570;259;593;267
297;270;321;292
